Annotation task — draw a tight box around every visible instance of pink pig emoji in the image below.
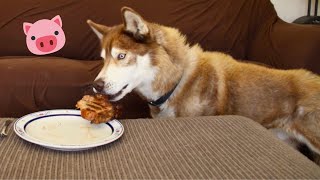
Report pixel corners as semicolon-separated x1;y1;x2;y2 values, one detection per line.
23;15;66;55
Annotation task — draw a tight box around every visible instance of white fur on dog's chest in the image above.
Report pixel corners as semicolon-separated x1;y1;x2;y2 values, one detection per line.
152;96;210;118
151;103;176;118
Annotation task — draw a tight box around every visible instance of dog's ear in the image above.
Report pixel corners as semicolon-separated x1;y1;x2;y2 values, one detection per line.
121;7;149;41
87;20;110;40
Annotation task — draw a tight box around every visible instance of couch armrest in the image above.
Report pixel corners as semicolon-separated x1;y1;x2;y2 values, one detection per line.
247;19;320;74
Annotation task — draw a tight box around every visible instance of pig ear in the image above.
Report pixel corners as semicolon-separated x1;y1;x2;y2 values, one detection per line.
87;20;110;40
51;15;62;27
23;22;33;35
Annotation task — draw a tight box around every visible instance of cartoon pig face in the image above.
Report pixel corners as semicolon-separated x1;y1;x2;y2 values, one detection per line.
23;15;66;55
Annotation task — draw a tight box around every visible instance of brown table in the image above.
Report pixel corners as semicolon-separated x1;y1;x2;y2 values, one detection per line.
1;116;320;179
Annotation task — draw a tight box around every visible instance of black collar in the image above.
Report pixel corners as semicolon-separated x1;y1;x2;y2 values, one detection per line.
148;82;180;107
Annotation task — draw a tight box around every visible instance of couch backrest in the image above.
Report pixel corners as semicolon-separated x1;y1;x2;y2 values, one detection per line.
0;0;277;60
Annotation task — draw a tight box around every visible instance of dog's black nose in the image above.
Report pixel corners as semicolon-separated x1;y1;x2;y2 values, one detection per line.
93;79;105;93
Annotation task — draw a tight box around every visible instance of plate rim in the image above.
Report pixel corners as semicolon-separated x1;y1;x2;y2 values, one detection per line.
14;109;124;151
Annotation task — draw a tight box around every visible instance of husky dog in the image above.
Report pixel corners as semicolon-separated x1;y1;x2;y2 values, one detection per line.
88;7;320;162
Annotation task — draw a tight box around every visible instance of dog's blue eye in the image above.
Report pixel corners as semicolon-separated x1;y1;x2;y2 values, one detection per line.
117;53;126;60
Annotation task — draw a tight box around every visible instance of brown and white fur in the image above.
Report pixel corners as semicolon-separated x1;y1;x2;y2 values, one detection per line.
88;7;320;163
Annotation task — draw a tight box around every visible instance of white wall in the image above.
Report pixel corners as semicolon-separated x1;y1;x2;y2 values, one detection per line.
271;0;319;22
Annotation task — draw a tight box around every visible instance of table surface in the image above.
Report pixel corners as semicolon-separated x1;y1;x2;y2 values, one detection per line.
1;116;320;179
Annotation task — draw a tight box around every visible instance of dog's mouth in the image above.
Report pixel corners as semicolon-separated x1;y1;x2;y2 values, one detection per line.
109;84;128;101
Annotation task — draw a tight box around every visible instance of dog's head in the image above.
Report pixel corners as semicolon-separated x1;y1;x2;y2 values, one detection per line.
88;7;184;102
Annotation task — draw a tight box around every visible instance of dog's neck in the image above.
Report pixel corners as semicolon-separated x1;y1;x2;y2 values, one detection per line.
135;68;183;103
148;76;181;106
134;26;198;105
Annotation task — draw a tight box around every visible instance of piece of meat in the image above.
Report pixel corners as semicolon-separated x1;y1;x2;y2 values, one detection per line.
76;94;121;124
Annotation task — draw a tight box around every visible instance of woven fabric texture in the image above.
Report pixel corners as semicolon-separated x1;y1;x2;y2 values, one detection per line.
0;116;319;179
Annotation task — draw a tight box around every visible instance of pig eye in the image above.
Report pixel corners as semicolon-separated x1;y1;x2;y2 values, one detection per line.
54;31;59;35
31;36;36;40
117;53;126;60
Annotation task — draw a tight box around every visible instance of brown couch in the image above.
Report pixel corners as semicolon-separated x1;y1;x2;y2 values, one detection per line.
1;0;320;118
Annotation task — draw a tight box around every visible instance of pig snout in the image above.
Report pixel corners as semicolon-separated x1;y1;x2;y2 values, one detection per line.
35;35;57;52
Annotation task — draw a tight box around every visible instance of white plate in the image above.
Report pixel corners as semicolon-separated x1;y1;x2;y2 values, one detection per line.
14;109;124;151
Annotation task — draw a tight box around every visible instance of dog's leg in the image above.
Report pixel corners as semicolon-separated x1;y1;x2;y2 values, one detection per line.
286;110;320;164
271;128;317;161
270;128;300;149
290;113;320;154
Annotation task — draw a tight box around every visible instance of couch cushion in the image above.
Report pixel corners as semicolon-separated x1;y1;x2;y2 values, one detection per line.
0;56;150;118
0;116;319;179
0;56;100;116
